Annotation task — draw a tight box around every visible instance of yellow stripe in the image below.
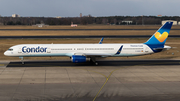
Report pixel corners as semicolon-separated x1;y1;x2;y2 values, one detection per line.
93;77;109;101
93;67;123;101
0;64;4;66
88;70;107;79
66;67;108;79
65;66;125;101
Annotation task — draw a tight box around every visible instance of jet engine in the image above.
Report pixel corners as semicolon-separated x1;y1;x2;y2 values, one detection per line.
71;55;90;63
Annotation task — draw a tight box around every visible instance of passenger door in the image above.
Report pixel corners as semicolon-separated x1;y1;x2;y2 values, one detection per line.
18;47;22;54
144;47;149;53
47;47;51;53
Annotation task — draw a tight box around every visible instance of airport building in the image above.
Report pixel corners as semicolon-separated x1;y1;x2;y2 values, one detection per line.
56;16;61;18
162;20;177;25
121;20;133;25
12;14;20;18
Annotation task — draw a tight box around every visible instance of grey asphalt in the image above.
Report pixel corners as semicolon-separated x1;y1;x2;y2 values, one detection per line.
0;60;180;101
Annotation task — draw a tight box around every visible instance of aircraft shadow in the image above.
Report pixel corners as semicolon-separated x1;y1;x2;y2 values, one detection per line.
6;60;180;67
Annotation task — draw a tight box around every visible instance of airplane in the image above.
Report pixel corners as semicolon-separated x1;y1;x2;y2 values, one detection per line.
4;22;173;65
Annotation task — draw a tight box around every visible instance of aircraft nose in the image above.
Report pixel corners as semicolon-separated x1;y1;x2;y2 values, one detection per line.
4;51;8;56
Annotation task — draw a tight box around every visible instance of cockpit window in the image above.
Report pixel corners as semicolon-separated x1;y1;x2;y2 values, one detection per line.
8;49;13;51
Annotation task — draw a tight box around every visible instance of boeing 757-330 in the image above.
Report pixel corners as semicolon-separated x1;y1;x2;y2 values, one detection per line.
4;22;173;65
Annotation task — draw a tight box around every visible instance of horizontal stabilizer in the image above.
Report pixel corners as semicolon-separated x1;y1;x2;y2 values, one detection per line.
153;45;171;51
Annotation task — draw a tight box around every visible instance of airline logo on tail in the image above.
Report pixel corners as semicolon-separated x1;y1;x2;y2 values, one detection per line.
144;21;173;53
144;22;173;45
154;32;168;42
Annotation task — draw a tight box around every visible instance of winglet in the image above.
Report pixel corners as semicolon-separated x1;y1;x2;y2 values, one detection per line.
116;45;123;54
99;37;104;44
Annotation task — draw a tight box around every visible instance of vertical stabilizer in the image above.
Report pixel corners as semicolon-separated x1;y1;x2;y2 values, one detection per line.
144;22;173;52
144;22;173;45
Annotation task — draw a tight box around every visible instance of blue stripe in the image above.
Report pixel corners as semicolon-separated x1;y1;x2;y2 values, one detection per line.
145;44;163;53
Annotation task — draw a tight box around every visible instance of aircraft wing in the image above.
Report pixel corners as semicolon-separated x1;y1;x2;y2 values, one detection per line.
84;53;112;57
73;52;112;57
72;45;123;57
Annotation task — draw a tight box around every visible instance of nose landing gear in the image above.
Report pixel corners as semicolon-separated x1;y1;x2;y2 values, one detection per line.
19;57;24;64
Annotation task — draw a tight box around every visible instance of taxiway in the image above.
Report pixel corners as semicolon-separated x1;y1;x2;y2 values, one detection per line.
0;60;180;101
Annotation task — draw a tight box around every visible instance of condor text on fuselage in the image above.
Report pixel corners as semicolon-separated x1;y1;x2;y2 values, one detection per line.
22;46;47;53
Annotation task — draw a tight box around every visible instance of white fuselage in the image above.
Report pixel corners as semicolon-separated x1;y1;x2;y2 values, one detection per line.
4;21;173;64
4;43;154;57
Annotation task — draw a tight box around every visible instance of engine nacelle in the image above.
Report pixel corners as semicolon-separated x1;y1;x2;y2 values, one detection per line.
71;55;90;63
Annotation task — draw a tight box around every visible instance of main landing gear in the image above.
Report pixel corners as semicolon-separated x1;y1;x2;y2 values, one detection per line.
19;57;24;64
90;57;98;65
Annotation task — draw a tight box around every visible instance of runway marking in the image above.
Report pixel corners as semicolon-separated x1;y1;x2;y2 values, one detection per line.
0;66;6;75
66;66;126;101
93;67;124;101
11;67;27;100
66;67;108;79
0;64;4;66
64;67;108;100
87;70;107;79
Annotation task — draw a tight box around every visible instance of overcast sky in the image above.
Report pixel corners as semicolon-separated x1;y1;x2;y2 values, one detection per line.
0;0;179;17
